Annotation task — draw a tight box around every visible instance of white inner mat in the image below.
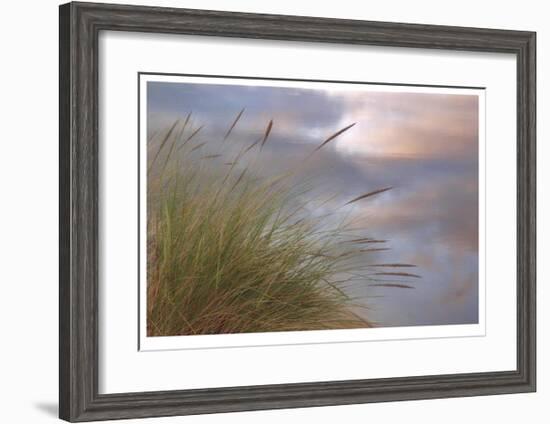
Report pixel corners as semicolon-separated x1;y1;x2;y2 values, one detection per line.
98;30;517;394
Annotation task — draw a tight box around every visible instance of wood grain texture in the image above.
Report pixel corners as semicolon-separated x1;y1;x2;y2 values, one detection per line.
59;2;536;421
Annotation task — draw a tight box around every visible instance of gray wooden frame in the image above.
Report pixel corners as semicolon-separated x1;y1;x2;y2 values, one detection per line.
59;2;536;421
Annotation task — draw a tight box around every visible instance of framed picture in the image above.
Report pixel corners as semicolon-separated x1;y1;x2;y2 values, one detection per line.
59;2;536;421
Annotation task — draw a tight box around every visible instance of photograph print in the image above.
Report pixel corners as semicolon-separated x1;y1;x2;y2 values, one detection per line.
141;74;483;340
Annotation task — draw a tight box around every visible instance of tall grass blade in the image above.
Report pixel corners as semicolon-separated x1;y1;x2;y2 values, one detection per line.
369;283;415;289
161;112;192;174
373;272;422;278
260;120;273;150
230;168;247;192
244;137;262;154
314;123;356;152
190;141;206;152
177;125;204;151
344;186;393;206
223;108;245;141
359;248;391;252
148;120;179;173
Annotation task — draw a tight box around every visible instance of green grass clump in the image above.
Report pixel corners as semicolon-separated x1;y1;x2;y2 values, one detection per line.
147;113;415;336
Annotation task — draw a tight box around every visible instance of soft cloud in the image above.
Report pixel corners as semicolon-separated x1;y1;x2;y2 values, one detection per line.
329;91;479;160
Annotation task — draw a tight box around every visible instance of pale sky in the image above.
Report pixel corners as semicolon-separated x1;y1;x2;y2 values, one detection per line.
147;80;480;326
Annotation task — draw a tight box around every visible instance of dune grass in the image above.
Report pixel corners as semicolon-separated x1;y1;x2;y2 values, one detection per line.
146;113;416;337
